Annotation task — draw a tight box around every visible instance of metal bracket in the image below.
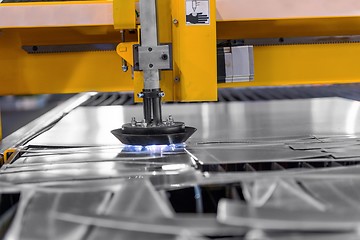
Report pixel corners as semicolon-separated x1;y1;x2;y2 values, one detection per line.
133;44;172;71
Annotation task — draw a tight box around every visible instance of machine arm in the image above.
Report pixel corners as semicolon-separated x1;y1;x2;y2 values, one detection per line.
111;0;196;145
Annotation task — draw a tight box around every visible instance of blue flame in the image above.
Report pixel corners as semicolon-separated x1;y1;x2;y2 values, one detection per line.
123;143;185;153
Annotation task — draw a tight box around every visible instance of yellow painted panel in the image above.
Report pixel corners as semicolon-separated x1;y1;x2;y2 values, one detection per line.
217;17;360;40
172;0;217;101
113;0;136;29
0;111;2;141
18;27;126;45
219;43;360;88
0;29;133;95
3;5;360;98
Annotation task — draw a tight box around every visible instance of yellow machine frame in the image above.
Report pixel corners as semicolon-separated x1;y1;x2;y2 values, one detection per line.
1;0;360;100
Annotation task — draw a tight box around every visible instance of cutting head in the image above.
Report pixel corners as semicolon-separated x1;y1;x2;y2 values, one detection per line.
111;122;196;146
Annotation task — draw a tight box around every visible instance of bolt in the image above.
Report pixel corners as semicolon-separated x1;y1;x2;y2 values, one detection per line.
167;115;174;125
173;19;178;25
122;65;128;72
137;93;144;98
131;117;136;126
141;119;147;127
161;54;168;61
149;64;153;68
158;92;165;97
148;47;153;52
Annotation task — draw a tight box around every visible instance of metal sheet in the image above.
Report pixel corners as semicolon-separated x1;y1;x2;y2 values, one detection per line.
0;166;197;185
217;199;360;231
55;213;245;238
0;92;95;152
300;179;360;211
8;148;193;167
7;180;175;240
187;145;329;165
323;147;360;159
27;98;360;146
3;97;360;239
289;138;360;150
242;178;326;211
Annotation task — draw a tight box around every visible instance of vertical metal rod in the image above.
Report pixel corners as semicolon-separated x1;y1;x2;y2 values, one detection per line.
194;186;204;214
120;30;128;72
139;0;158;46
152;97;162;124
139;0;160;90
143;98;152;124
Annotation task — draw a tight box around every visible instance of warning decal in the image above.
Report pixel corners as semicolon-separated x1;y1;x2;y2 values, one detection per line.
185;0;210;25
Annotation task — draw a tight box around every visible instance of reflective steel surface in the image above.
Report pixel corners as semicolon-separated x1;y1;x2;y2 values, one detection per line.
2;97;360;239
22;97;360;146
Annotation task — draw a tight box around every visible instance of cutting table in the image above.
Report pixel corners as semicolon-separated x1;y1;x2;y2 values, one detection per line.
1;94;360;239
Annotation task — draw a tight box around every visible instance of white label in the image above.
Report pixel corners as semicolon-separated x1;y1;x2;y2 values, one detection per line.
185;0;210;25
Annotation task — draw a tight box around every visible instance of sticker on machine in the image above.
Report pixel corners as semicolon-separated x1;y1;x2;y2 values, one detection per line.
186;0;210;25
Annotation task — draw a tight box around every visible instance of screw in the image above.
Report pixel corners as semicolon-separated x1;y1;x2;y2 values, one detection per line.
131;117;136;126
161;54;168;61
174;77;180;82
148;47;153;52
141;119;147;127
137;93;144;98
122;65;128;72
149;64;153;68
173;19;178;24
167;115;174;125
158;92;165;97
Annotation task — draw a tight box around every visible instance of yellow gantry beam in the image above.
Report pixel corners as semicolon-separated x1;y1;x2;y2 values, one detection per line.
113;0;136;30
220;42;360;89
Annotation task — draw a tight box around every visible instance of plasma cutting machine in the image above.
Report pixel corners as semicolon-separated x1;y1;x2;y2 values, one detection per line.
111;0;197;145
1;0;360;146
3;2;360;239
